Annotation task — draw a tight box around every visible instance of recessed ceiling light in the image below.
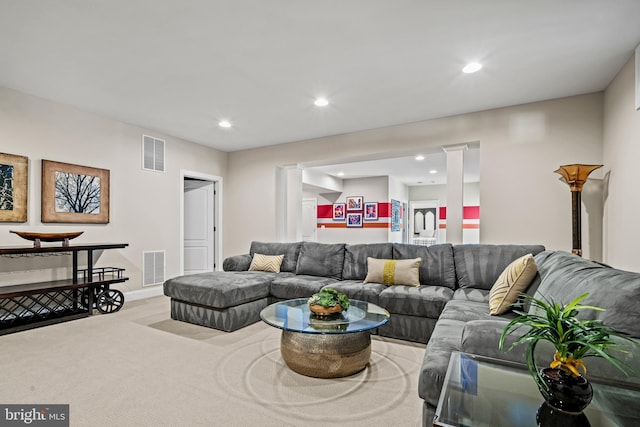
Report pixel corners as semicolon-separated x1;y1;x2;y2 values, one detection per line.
337;172;344;177
415;155;425;161
314;97;329;107
462;62;482;74
429;170;438;174
218;120;231;128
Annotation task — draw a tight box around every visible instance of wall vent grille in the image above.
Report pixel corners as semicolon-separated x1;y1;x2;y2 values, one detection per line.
142;135;165;172
143;250;165;287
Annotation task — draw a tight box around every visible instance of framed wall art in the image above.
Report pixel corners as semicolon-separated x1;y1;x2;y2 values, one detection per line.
0;152;28;222
41;160;110;224
346;213;363;228
346;196;363;211
332;203;345;220
364;202;378;220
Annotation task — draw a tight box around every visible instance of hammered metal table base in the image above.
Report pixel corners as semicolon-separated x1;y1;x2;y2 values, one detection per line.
280;330;371;378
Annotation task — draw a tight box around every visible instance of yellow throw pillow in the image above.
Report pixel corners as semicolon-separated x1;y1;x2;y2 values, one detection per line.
489;254;537;315
364;257;422;287
248;253;284;273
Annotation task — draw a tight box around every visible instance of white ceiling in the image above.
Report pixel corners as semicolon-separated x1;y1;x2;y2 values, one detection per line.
309;147;480;186
1;1;639;154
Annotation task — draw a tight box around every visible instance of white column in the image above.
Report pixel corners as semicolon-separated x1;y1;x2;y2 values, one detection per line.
275;164;303;242
443;144;467;244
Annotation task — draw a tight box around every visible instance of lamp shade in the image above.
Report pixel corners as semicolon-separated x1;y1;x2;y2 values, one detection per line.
554;164;602;192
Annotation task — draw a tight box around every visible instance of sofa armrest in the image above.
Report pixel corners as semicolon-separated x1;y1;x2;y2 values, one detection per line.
462;320;640;384
223;254;252;271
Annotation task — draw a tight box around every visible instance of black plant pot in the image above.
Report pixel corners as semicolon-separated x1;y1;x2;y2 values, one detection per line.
536;402;591;427
536;368;593;413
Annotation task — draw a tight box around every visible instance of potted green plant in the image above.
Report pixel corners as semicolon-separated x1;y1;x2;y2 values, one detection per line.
307;288;350;317
499;292;633;413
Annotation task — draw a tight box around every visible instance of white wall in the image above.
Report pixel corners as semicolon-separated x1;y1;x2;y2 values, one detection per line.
0;86;227;291
226;93;604;258
603;54;640;272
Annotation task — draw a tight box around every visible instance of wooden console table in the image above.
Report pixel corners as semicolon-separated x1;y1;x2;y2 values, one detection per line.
0;243;129;335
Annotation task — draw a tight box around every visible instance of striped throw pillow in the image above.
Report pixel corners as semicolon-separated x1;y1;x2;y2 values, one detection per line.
363;257;422;287
489;254;537;315
248;253;284;273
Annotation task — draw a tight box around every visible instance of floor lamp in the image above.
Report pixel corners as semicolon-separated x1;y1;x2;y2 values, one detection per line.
554;164;602;256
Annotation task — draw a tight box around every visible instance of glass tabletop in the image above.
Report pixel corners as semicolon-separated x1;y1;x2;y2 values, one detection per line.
434;352;640;427
260;298;390;334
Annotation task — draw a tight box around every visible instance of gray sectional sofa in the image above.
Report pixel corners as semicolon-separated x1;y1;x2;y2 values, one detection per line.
162;241;640;427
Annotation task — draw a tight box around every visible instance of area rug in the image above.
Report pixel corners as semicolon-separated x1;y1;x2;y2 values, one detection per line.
0;297;424;426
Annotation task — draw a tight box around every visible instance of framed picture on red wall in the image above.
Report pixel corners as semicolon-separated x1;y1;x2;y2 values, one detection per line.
364;202;378;220
332;203;345;220
346;213;363;227
346;196;363;211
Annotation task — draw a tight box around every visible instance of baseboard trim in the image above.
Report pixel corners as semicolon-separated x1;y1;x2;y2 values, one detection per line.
124;286;164;301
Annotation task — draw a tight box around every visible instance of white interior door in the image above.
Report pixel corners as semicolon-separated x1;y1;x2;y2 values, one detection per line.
302;198;317;242
184;179;214;274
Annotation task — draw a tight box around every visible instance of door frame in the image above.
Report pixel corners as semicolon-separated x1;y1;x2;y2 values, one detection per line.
180;169;223;275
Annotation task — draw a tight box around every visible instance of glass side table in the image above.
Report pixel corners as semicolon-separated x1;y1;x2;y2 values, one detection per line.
434;352;640;427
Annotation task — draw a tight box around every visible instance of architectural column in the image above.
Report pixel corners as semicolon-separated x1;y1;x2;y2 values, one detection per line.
276;164;303;242
443;144;467;244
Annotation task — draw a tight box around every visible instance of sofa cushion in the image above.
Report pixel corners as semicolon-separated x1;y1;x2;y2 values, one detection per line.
533;250;640;338
325;280;386;305
379;285;453;318
452;288;490;303
437;299;508;323
453;244;545;290
342;243;393;280
250;241;301;273
269;275;338;300
364;257;421;287
249;253;284;273
489;253;537;315
163;271;280;308
295;242;346;280
392;243;456;289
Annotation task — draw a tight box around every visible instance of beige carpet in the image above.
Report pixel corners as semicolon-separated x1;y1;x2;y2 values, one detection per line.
0;296;425;426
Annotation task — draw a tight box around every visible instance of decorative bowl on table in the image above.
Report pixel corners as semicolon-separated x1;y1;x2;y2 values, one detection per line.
10;230;84;247
307;288;350;318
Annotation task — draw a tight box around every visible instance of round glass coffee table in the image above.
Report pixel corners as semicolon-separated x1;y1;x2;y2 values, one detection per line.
260;298;390;378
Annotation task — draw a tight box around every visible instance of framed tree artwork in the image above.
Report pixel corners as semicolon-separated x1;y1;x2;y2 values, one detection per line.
0;152;28;223
41;160;110;223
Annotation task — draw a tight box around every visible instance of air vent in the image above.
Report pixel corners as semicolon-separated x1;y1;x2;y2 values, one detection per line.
142;135;165;172
143;250;165;286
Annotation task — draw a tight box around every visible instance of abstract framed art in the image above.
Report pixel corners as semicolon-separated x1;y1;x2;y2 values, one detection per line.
346;213;363;228
364;202;378;220
332;203;346;220
41;160;110;223
0;152;28;223
346;196;363;211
